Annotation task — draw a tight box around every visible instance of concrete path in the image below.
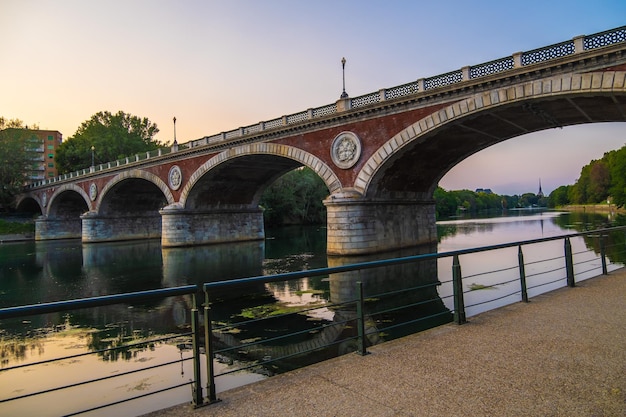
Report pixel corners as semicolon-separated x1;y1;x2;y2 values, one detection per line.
143;270;626;417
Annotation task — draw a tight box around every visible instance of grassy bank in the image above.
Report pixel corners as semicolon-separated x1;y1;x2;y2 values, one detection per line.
0;218;35;234
560;204;625;213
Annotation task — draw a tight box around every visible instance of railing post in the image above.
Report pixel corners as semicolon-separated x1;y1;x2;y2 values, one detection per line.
203;289;219;403
190;293;205;407
452;254;467;324
565;237;575;287
600;235;608;275
355;281;368;356
518;245;529;303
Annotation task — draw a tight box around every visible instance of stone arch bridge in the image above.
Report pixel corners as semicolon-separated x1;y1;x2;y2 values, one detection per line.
18;26;626;255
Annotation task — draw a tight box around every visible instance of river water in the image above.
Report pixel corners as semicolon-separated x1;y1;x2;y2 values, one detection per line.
0;210;623;416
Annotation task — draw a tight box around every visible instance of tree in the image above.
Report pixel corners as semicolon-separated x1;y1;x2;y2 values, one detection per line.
56;111;164;173
0;117;40;210
260;167;329;226
606;147;626;207
548;185;570;207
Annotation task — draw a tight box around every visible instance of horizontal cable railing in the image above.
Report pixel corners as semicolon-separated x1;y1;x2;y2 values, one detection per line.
25;25;626;189
200;226;626;404
0;285;204;416
1;227;625;414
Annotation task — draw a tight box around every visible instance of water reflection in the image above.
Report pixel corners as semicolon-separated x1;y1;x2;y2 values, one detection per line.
328;244;451;339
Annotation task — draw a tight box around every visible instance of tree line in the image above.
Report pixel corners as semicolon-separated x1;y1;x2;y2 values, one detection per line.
547;146;626;208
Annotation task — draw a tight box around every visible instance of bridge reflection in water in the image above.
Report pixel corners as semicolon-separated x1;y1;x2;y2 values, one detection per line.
205;243;452;376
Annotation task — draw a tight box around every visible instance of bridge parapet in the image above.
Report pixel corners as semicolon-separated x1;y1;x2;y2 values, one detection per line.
24;26;626;191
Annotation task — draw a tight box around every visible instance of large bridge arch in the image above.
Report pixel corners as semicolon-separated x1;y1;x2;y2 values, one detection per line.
32;184;91;240
15;195;43;216
355;71;626;200
47;183;91;217
161;144;341;247
82;169;175;243
179;142;342;209
96;169;175;214
326;71;626;255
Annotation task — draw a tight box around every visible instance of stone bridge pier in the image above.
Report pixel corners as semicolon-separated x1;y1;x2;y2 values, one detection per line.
160;204;264;247
324;191;437;256
81;211;162;243
35;216;82;241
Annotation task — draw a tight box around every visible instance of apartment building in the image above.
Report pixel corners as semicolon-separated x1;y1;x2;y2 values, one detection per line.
26;130;63;182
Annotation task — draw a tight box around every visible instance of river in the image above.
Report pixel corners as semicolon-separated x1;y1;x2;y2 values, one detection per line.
0;209;624;416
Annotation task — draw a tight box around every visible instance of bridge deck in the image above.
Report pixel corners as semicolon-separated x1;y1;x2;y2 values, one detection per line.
144;269;626;417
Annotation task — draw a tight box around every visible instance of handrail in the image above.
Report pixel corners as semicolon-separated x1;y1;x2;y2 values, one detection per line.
25;25;626;189
203;228;615;291
0;284;198;319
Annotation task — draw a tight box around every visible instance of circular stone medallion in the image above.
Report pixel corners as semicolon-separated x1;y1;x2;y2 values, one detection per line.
89;183;98;201
42;193;47;207
168;165;182;190
331;131;361;169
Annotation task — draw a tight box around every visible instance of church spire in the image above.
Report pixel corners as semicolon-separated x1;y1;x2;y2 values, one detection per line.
537;179;544;198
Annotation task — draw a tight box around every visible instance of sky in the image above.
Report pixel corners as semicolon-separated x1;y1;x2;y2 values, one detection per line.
1;0;625;196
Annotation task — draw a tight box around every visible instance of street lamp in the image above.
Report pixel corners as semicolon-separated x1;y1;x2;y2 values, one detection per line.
91;145;95;167
173;117;177;144
340;57;348;99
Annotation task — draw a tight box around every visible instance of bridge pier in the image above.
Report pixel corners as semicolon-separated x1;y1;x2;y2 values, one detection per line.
324;192;437;255
160;204;264;247
81;211;162;243
35;216;82;240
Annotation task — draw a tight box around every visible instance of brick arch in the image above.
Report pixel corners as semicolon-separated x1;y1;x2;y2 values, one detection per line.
95;169;175;213
178;142;342;207
46;183;91;217
15;194;44;215
354;71;626;197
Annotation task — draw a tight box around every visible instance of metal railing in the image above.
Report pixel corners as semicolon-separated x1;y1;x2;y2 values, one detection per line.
0;286;204;416
199;226;626;403
25;25;626;190
0;226;624;414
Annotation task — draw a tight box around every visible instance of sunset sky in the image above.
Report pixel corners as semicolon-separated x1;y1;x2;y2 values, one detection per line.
2;0;625;195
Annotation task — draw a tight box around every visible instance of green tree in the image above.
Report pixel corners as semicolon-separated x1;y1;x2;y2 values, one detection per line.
606;147;626;207
0;118;39;210
518;192;539;207
588;160;610;202
260;167;328;226
547;185;570;207
434;186;459;219
56;111;164;173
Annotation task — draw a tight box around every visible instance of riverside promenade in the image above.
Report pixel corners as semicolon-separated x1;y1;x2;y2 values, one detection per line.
144;270;626;417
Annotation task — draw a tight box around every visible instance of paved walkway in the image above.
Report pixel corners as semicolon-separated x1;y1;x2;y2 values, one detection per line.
143;270;626;417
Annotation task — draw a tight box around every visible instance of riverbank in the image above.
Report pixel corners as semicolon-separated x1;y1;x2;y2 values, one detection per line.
143;269;626;417
0;233;34;243
561;203;625;214
0;217;35;242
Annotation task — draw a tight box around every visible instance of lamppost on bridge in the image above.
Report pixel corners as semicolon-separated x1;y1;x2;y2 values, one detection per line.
91;145;95;167
340;57;348;99
172;117;178;152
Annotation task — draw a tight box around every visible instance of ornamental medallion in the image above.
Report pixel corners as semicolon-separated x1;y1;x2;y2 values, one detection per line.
168;165;182;190
89;183;98;201
331;131;361;169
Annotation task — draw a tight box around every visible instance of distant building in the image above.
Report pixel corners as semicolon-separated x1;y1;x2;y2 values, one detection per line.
27;130;63;182
537;179;544;198
475;188;493;194
2;128;63;183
